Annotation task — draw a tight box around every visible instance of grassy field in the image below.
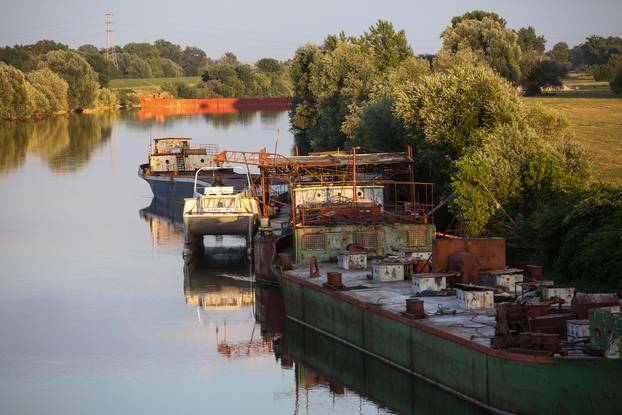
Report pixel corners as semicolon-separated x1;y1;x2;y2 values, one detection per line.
526;73;622;183
109;76;201;93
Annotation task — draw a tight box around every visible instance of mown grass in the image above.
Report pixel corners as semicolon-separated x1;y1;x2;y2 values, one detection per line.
109;76;201;93
526;76;622;183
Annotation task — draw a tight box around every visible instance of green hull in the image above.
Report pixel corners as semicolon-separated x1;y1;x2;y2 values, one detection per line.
280;273;622;415
279;319;487;415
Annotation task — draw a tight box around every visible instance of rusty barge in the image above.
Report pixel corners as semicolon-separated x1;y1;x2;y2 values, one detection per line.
241;148;622;414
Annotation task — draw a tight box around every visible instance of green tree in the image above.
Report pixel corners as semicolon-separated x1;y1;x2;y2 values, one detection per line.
256;58;283;73
44;50;99;109
77;44;100;55
611;67;622;94
394;59;522;160
159;58;183;77
547;42;571;69
441;12;522;83
308;41;377;145
353;99;406;152
218;52;239;65
127;56;153;78
450;10;506;27
81;52;119;86
591;54;622;81
522;59;566;95
359;20;413;71
123;42;160;60
517;26;546;53
0;63;32;118
154;39;182;63
29;40;68;55
92;87;119;109
290;44;322;133
0;45;35;71
571;35;622;68
181;46;208;75
26;68;68;113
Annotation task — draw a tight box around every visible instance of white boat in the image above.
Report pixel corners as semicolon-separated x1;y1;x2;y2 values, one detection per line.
183;186;261;253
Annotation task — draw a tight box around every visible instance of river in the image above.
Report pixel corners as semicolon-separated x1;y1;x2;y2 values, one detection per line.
0;110;483;415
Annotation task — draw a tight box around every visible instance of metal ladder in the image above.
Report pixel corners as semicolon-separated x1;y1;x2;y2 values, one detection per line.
175;154;184;171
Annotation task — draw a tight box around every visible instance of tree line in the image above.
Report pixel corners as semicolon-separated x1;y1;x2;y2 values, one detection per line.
289;13;622;290
0;45;118;119
161;53;291;98
0;39;292;119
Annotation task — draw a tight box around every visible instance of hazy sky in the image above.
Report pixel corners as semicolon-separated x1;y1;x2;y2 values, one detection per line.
1;0;621;62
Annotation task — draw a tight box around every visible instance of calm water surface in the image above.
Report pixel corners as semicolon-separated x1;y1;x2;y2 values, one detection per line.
0;110;482;415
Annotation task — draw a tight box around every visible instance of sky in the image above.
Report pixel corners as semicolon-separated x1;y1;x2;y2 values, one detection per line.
1;0;621;62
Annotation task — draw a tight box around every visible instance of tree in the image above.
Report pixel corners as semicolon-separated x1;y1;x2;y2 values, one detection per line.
591;54;622;81
308;41;377;145
26;68;68;113
394;58;523;160
44;50;99;109
28;40;68;56
353;99;406;152
571;35;622;68
122;42;160;60
256;58;283;73
127;56;153;78
547;42;571;73
451;121;586;236
359;20;413;71
450;10;506;27
218;52;239;66
522;59;566;95
77;44;100;55
159;58;183;77
181;46;208;75
0;45;35;71
517;26;546;53
611;67;622;94
154;39;182;64
81;52;119;86
0;63;32;118
290;44;322;133
441;12;522;83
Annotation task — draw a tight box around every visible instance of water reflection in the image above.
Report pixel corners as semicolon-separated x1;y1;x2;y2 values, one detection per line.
278;320;487;415
139;197;185;246
0;108;291;176
0;112;114;173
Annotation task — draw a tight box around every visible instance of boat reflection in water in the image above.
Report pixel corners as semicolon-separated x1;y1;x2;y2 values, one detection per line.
276;320;488;415
140;196;253;264
140;193;484;414
183;248;285;360
139;197;185;249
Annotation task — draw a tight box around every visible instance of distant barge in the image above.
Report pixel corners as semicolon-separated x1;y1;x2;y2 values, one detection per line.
138;137;251;203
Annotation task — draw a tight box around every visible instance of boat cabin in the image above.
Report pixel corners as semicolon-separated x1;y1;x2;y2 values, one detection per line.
148;138;219;173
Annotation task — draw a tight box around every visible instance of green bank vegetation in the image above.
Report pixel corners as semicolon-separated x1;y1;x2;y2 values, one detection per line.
109;76;201;92
0;39;292;119
290;14;622;290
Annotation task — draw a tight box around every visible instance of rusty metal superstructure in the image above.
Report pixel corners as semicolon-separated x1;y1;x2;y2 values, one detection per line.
213;146;436;263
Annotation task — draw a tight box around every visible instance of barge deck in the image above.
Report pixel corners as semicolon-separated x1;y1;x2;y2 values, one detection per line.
280;262;622;415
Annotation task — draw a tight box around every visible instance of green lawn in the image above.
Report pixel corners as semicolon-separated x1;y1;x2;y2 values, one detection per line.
526;77;622;183
109;76;201;93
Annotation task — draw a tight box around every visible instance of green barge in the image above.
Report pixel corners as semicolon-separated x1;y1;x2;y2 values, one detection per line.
242;147;621;414
279;264;622;414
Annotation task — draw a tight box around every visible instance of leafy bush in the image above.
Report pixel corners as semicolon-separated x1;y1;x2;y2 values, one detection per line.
44;50;99;110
